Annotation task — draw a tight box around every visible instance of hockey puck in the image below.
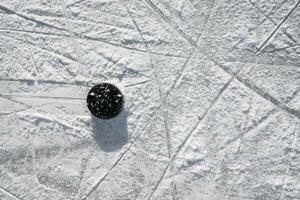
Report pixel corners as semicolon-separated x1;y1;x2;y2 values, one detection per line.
87;83;123;119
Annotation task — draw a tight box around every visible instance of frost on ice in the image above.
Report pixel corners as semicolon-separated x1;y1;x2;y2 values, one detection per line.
0;0;299;200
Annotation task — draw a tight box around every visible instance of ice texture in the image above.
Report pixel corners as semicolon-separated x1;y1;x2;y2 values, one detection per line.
0;0;299;200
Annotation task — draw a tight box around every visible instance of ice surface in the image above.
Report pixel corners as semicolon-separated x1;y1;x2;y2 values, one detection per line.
0;0;299;200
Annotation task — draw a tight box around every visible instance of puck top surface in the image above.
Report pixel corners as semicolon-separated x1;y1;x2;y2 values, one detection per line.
87;83;123;119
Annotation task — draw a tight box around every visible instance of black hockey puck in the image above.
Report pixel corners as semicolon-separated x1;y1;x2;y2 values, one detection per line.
87;83;123;119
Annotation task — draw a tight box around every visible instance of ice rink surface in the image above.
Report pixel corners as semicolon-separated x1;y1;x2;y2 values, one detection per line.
0;0;299;199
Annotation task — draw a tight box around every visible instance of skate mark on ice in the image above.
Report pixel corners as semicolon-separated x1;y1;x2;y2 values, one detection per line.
246;0;297;43
0;27;192;59
142;0;300;121
0;3;67;32
123;1;173;158
254;0;300;54
82;118;152;199
0;185;22;200
146;77;233;200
